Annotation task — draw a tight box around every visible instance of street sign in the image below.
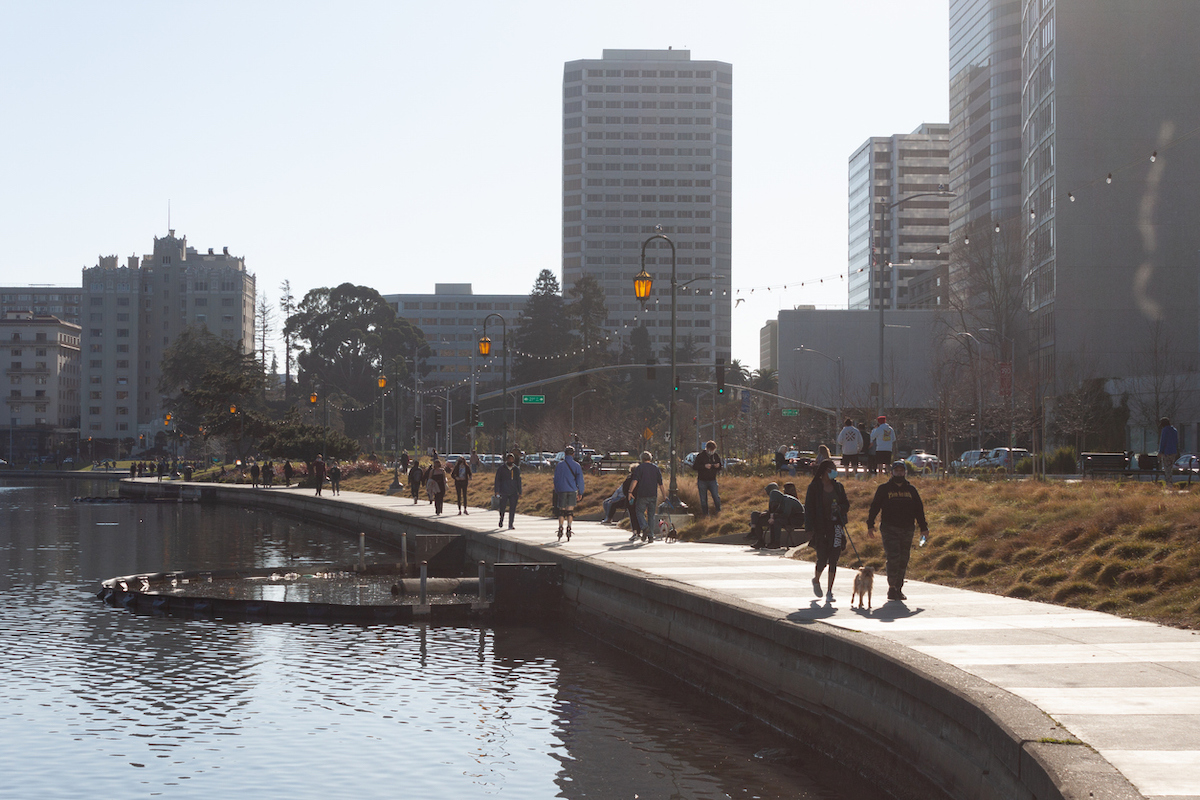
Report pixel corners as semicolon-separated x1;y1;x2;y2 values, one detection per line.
782;408;800;417
522;394;546;404
643;427;653;440
721;423;735;430
476;421;484;427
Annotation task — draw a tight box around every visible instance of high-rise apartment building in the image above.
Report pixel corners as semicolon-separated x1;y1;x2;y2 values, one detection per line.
1019;0;1200;389
847;124;951;310
562;49;732;365
0;288;83;325
81;231;255;442
946;0;1200;438
948;0;1024;240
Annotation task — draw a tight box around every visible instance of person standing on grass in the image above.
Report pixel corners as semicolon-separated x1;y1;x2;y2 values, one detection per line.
870;415;896;473
553;446;585;541
1159;417;1179;484
312;455;326;496
493;452;522;530
452;455;472;515
837;418;863;476
628;451;665;543
866;460;929;602
693;440;723;516
804;459;849;603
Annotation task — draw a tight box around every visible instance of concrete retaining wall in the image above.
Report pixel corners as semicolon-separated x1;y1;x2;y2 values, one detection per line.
122;480;1123;800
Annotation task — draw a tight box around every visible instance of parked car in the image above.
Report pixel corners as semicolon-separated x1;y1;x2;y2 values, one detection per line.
952;450;989;472
980;447;1031;470
1172;454;1200;475
904;450;941;474
521;453;551;470
781;450;816;475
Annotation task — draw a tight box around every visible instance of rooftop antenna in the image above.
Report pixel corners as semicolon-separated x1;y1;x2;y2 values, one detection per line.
167;199;171;231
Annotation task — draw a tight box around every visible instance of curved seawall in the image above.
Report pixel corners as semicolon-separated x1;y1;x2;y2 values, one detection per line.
120;479;1141;800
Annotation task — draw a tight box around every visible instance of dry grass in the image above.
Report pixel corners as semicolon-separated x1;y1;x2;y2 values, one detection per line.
341;469;1200;630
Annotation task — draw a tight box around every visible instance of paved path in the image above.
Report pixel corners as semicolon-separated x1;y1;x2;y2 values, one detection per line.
244;484;1200;799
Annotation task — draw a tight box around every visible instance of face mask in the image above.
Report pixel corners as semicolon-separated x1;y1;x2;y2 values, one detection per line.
828;468;838;479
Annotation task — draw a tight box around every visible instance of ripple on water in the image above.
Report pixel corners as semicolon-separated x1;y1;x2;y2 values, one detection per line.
0;481;871;799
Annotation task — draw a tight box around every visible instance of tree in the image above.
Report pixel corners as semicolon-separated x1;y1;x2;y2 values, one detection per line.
257;408;357;461
279;280;297;395
511;270;573;386
565;273;609;371
284;283;428;441
750;368;778;394
948;216;1031;363
727;359;751;387
256;297;274;378
158;326;271;455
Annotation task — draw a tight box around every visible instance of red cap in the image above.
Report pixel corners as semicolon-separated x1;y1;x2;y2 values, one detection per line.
877;415;886;423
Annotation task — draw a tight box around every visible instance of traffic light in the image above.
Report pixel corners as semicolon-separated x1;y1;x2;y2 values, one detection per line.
646;358;656;380
674;375;680;392
413;415;421;432
716;357;725;394
434;408;444;428
469;403;480;425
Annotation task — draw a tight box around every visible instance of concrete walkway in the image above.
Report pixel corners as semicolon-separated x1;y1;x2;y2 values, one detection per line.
218;484;1200;799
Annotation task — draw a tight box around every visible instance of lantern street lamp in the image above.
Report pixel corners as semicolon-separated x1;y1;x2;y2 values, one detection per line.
377;374;387;453
634;228;681;506
479;313;508;457
308;387;328;457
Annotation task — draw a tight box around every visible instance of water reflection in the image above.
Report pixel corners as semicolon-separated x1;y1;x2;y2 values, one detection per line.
0;480;868;799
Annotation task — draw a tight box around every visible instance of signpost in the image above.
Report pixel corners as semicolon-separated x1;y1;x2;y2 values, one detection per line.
782;408;800;417
522;395;546;404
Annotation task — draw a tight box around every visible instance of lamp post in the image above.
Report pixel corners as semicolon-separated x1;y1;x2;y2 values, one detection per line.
694;389;715;453
570;388;596;443
634;227;681;505
794;346;843;434
479;314;507;457
876;188;956;414
377;374;387;453
954;332;984;450
308;387;328;457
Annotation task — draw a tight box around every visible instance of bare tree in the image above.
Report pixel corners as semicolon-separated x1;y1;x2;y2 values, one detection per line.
947;216;1031;363
279;280;296;396
256;298;274;391
1126;321;1187;447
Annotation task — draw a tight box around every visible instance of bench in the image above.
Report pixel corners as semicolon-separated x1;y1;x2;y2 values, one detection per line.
1081;452;1134;478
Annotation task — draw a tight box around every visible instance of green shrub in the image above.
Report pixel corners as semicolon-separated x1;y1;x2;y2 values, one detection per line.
1045;446;1079;474
1015;456;1034;474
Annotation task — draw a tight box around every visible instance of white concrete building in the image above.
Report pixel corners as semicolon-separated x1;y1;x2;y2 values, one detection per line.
2;311;80;459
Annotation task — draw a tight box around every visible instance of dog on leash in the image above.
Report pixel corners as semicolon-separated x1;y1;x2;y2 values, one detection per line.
851;566;875;609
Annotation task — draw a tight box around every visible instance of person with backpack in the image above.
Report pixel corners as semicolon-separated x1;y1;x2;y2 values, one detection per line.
553;446;586;541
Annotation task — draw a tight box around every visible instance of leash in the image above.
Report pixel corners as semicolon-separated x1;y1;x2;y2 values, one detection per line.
843;528;865;569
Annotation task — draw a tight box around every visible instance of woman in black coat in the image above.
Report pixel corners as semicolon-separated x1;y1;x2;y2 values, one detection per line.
804;459;850;603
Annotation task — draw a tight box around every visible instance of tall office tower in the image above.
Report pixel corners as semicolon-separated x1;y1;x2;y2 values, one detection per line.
562;49;732;364
948;0;1023;238
1021;1;1200;390
847;124;950;310
81;231;255;443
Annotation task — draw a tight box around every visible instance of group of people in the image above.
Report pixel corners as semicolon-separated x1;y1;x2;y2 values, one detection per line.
404;455;475;515
244;459;296;488
747;456;930;604
835;416;897;475
600;450;667;542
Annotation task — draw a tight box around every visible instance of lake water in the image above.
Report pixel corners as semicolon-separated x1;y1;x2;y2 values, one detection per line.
0;479;877;799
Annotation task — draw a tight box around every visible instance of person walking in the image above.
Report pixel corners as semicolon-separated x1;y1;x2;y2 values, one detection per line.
1159;417;1179;484
400;450;410;473
427;458;447;514
870;415;896;473
469;450;481;474
553;446;586;541
262;460;274;488
628;451;665;543
493;452;522;530
407;459;423;504
328;461;342;495
283;460;294;487
804;459;850;603
693;440;723;515
312;455;326;496
867;460;929;602
452;455;472;515
249;461;260;488
837;418;863;476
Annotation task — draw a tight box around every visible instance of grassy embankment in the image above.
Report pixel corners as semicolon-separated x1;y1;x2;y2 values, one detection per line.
342;469;1200;630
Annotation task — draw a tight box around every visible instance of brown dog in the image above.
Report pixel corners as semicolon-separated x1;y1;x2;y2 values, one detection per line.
851;566;875;609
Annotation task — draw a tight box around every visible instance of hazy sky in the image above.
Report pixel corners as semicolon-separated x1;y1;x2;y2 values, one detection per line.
0;0;949;368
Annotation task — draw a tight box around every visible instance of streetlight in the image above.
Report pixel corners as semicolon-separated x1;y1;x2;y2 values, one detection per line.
479;314;508;457
876;188;956;414
308;387;328;457
570;388;596;442
953;332;984;450
634;227;682;506
377;374;387;453
794;346;844;435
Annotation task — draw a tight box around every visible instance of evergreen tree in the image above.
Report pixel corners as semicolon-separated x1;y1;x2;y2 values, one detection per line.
511;270;572;386
566;273;609;371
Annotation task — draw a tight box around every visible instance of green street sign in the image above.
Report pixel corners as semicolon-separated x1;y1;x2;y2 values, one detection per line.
782;408;800;417
721;423;735;430
476;421;484;427
522;394;546;404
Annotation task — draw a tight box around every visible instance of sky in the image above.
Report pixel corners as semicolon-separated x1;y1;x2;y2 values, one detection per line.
0;0;949;369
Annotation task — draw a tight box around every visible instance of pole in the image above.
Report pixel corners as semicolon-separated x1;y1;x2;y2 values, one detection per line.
470;329;477;454
668;239;679;505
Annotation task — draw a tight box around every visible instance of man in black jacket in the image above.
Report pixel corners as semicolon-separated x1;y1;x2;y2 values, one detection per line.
749;482;804;549
693;440;723;515
493;453;522;530
866;460;930;601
